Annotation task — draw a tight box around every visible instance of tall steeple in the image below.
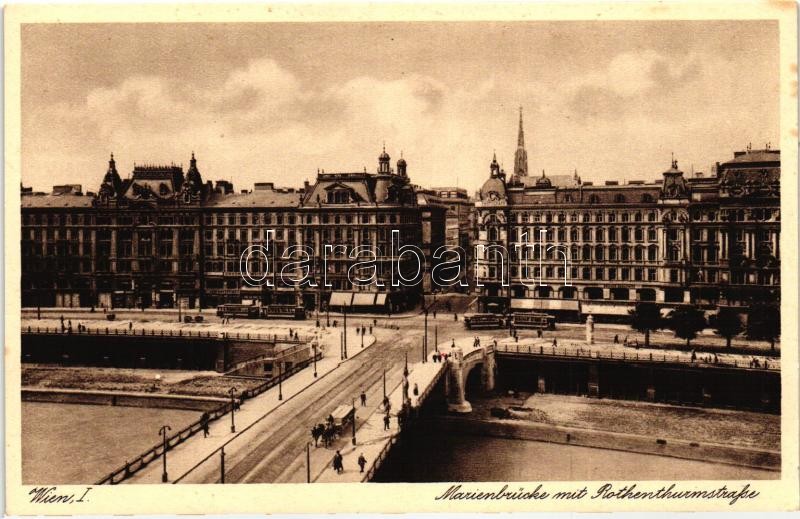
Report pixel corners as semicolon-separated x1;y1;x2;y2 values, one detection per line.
514;106;528;177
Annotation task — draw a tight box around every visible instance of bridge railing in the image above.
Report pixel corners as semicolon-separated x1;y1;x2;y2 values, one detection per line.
493;342;779;371
22;325;311;344
95;352;321;485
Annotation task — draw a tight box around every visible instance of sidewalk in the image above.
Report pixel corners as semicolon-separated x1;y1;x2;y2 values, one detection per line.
121;327;376;484
495;336;781;370
315;335;489;482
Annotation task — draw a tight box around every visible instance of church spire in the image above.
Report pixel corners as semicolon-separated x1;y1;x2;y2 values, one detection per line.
514;106;528;177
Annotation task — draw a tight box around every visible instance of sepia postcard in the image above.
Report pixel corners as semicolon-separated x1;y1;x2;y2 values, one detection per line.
4;1;799;514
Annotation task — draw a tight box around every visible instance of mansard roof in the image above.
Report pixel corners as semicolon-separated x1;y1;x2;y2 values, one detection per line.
21;193;94;208
205;189;302;209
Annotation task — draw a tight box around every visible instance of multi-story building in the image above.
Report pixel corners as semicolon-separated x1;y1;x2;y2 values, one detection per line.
417;186;474;291
21;148;440;313
474;111;780;321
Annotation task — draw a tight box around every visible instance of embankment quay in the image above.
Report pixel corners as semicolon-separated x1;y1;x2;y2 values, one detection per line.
21;319;318;372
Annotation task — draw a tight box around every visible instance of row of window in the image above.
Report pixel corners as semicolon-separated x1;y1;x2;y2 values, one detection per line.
511;211;658;224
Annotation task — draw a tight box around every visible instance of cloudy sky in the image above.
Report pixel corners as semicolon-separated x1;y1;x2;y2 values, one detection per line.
21;21;778;193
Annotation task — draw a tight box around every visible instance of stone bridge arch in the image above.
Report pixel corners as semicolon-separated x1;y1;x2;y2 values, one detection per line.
444;346;496;413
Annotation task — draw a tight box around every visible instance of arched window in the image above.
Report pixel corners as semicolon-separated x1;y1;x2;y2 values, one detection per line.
595;245;604;261
489;228;498;241
582;244;591;260
589;194;600;204
648;245;658;261
635;246;644;261
609;245;618;260
621;246;630;261
571;246;579;261
641;193;654;203
614;194;626;203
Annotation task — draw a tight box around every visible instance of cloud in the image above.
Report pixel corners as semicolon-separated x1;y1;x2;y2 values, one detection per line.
23;57;504;192
565;50;704;120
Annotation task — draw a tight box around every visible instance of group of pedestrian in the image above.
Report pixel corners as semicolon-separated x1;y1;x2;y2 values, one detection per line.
331;450;368;475
749;357;770;369
431;351;448;362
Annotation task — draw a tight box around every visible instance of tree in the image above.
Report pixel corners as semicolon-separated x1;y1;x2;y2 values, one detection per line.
628;302;663;348
667;305;707;348
711;307;743;349
747;303;780;351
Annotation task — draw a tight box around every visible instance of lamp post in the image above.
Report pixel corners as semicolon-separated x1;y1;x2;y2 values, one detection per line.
435;325;438;352
177;298;182;323
382;368;386;398
404;352;408;377
159;424;171;483
278;361;283;401
351;397;357;446
313;341;318;378
306;442;312;483
228;387;237;433
326;305;330;327
423;309;428;362
343;307;348;359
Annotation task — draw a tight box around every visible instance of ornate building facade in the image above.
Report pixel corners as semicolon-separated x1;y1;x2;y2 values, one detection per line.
474;115;780;321
21;148;445;312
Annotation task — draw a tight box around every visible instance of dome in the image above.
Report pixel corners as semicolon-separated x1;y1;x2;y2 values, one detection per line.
480;176;507;202
379;146;390;162
397;157;407;167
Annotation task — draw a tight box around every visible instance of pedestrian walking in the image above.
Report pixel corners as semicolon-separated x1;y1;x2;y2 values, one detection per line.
369;325;373;334
201;412;210;438
358;453;367;473
552;338;558;347
360;391;367;407
614;334;619;344
129;321;133;331
433;310;437;319
383;413;390;430
623;335;628;347
537;329;542;338
454;313;458;321
451;338;456;348
413;383;419;397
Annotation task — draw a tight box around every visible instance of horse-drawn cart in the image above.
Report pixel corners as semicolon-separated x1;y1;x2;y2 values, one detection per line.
330;404;355;435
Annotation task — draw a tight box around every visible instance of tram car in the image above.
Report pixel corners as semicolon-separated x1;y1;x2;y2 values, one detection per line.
216;303;260;318
511;312;556;330
260;304;307;320
463;313;506;330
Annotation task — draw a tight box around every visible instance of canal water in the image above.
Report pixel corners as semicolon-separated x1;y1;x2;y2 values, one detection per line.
22;402;200;484
373;423;776;482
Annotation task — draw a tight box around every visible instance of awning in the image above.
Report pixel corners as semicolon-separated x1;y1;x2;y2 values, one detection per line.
352;293;376;306
511;298;580;311
329;292;353;307
582;303;635;316
375;293;388;305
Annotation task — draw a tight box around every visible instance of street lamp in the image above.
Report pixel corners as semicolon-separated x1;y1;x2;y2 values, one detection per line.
159;424;171;483
351;397;357;446
424;309;428;363
326;305;330;327
382;368;386;398
313;342;318;378
404;352;408;377
306;441;312;483
343;307;348;359
177;298;182;323
278;362;283;401
228;387;237;433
